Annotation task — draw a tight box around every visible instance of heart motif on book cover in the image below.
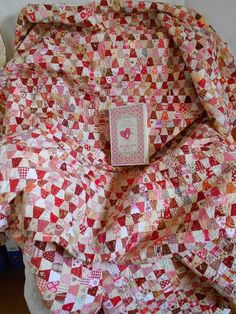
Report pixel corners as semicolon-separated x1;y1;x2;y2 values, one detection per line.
120;128;131;140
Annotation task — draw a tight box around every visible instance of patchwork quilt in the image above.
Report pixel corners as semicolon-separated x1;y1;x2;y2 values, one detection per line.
0;1;236;313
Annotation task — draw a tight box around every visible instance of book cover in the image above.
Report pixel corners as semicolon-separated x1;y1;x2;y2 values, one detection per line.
109;104;149;166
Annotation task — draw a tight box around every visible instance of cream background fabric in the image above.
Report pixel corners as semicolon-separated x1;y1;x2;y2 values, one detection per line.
0;31;6;67
23;255;51;314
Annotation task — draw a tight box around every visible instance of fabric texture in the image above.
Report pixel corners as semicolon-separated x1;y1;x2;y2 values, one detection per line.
0;0;236;313
23;254;51;314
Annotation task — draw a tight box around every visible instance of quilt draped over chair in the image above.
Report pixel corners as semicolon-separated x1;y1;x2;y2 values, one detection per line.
0;1;236;313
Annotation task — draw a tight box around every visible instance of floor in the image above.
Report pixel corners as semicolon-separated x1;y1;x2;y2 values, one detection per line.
0;268;30;314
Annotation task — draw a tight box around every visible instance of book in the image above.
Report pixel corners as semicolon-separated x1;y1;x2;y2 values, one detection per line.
5;239;24;269
109;104;149;166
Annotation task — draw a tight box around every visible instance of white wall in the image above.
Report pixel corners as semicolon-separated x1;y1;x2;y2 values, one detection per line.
185;0;236;56
0;0;235;60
